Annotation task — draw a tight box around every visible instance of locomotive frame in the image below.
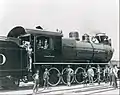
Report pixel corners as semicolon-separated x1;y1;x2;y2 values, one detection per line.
0;26;114;89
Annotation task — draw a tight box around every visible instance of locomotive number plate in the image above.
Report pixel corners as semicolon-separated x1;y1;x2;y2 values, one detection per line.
0;54;6;65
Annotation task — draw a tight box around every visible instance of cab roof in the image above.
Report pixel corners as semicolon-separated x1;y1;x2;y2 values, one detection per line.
7;26;63;38
25;28;63;37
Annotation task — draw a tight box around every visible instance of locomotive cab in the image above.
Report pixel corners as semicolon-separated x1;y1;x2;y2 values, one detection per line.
34;33;62;62
9;27;63;63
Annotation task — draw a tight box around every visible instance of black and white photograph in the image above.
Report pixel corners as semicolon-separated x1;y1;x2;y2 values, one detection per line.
0;0;119;95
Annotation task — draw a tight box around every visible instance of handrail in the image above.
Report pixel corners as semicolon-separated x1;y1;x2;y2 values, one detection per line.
0;36;19;40
0;36;20;45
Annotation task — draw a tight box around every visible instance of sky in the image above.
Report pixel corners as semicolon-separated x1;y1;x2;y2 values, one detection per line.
0;0;119;60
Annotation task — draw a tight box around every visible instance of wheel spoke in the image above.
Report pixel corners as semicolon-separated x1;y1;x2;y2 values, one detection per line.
75;67;85;84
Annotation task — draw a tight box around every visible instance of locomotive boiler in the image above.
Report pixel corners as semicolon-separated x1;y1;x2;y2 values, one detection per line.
0;26;114;88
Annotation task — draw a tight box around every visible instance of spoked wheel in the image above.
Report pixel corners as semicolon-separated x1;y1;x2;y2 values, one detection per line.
48;67;61;86
75;67;85;84
62;68;74;84
92;67;97;82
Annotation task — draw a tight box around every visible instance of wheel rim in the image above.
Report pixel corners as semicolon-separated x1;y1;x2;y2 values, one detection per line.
75;67;85;84
92;67;97;82
62;68;74;84
48;67;61;86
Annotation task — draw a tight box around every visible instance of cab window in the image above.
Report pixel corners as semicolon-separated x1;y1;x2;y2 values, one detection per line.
36;36;54;50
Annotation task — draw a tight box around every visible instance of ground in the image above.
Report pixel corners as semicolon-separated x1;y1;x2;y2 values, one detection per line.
0;80;119;95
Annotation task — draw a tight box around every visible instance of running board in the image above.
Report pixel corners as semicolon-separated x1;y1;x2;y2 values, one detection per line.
33;63;109;65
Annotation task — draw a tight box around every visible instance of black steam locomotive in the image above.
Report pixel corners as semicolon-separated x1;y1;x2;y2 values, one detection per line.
0;26;113;88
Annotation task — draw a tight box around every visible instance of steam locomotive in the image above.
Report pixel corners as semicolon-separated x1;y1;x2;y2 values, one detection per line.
0;26;113;88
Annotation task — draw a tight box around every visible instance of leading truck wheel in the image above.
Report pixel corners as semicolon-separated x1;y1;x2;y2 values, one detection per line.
48;67;61;86
75;67;85;84
62;68;74;84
